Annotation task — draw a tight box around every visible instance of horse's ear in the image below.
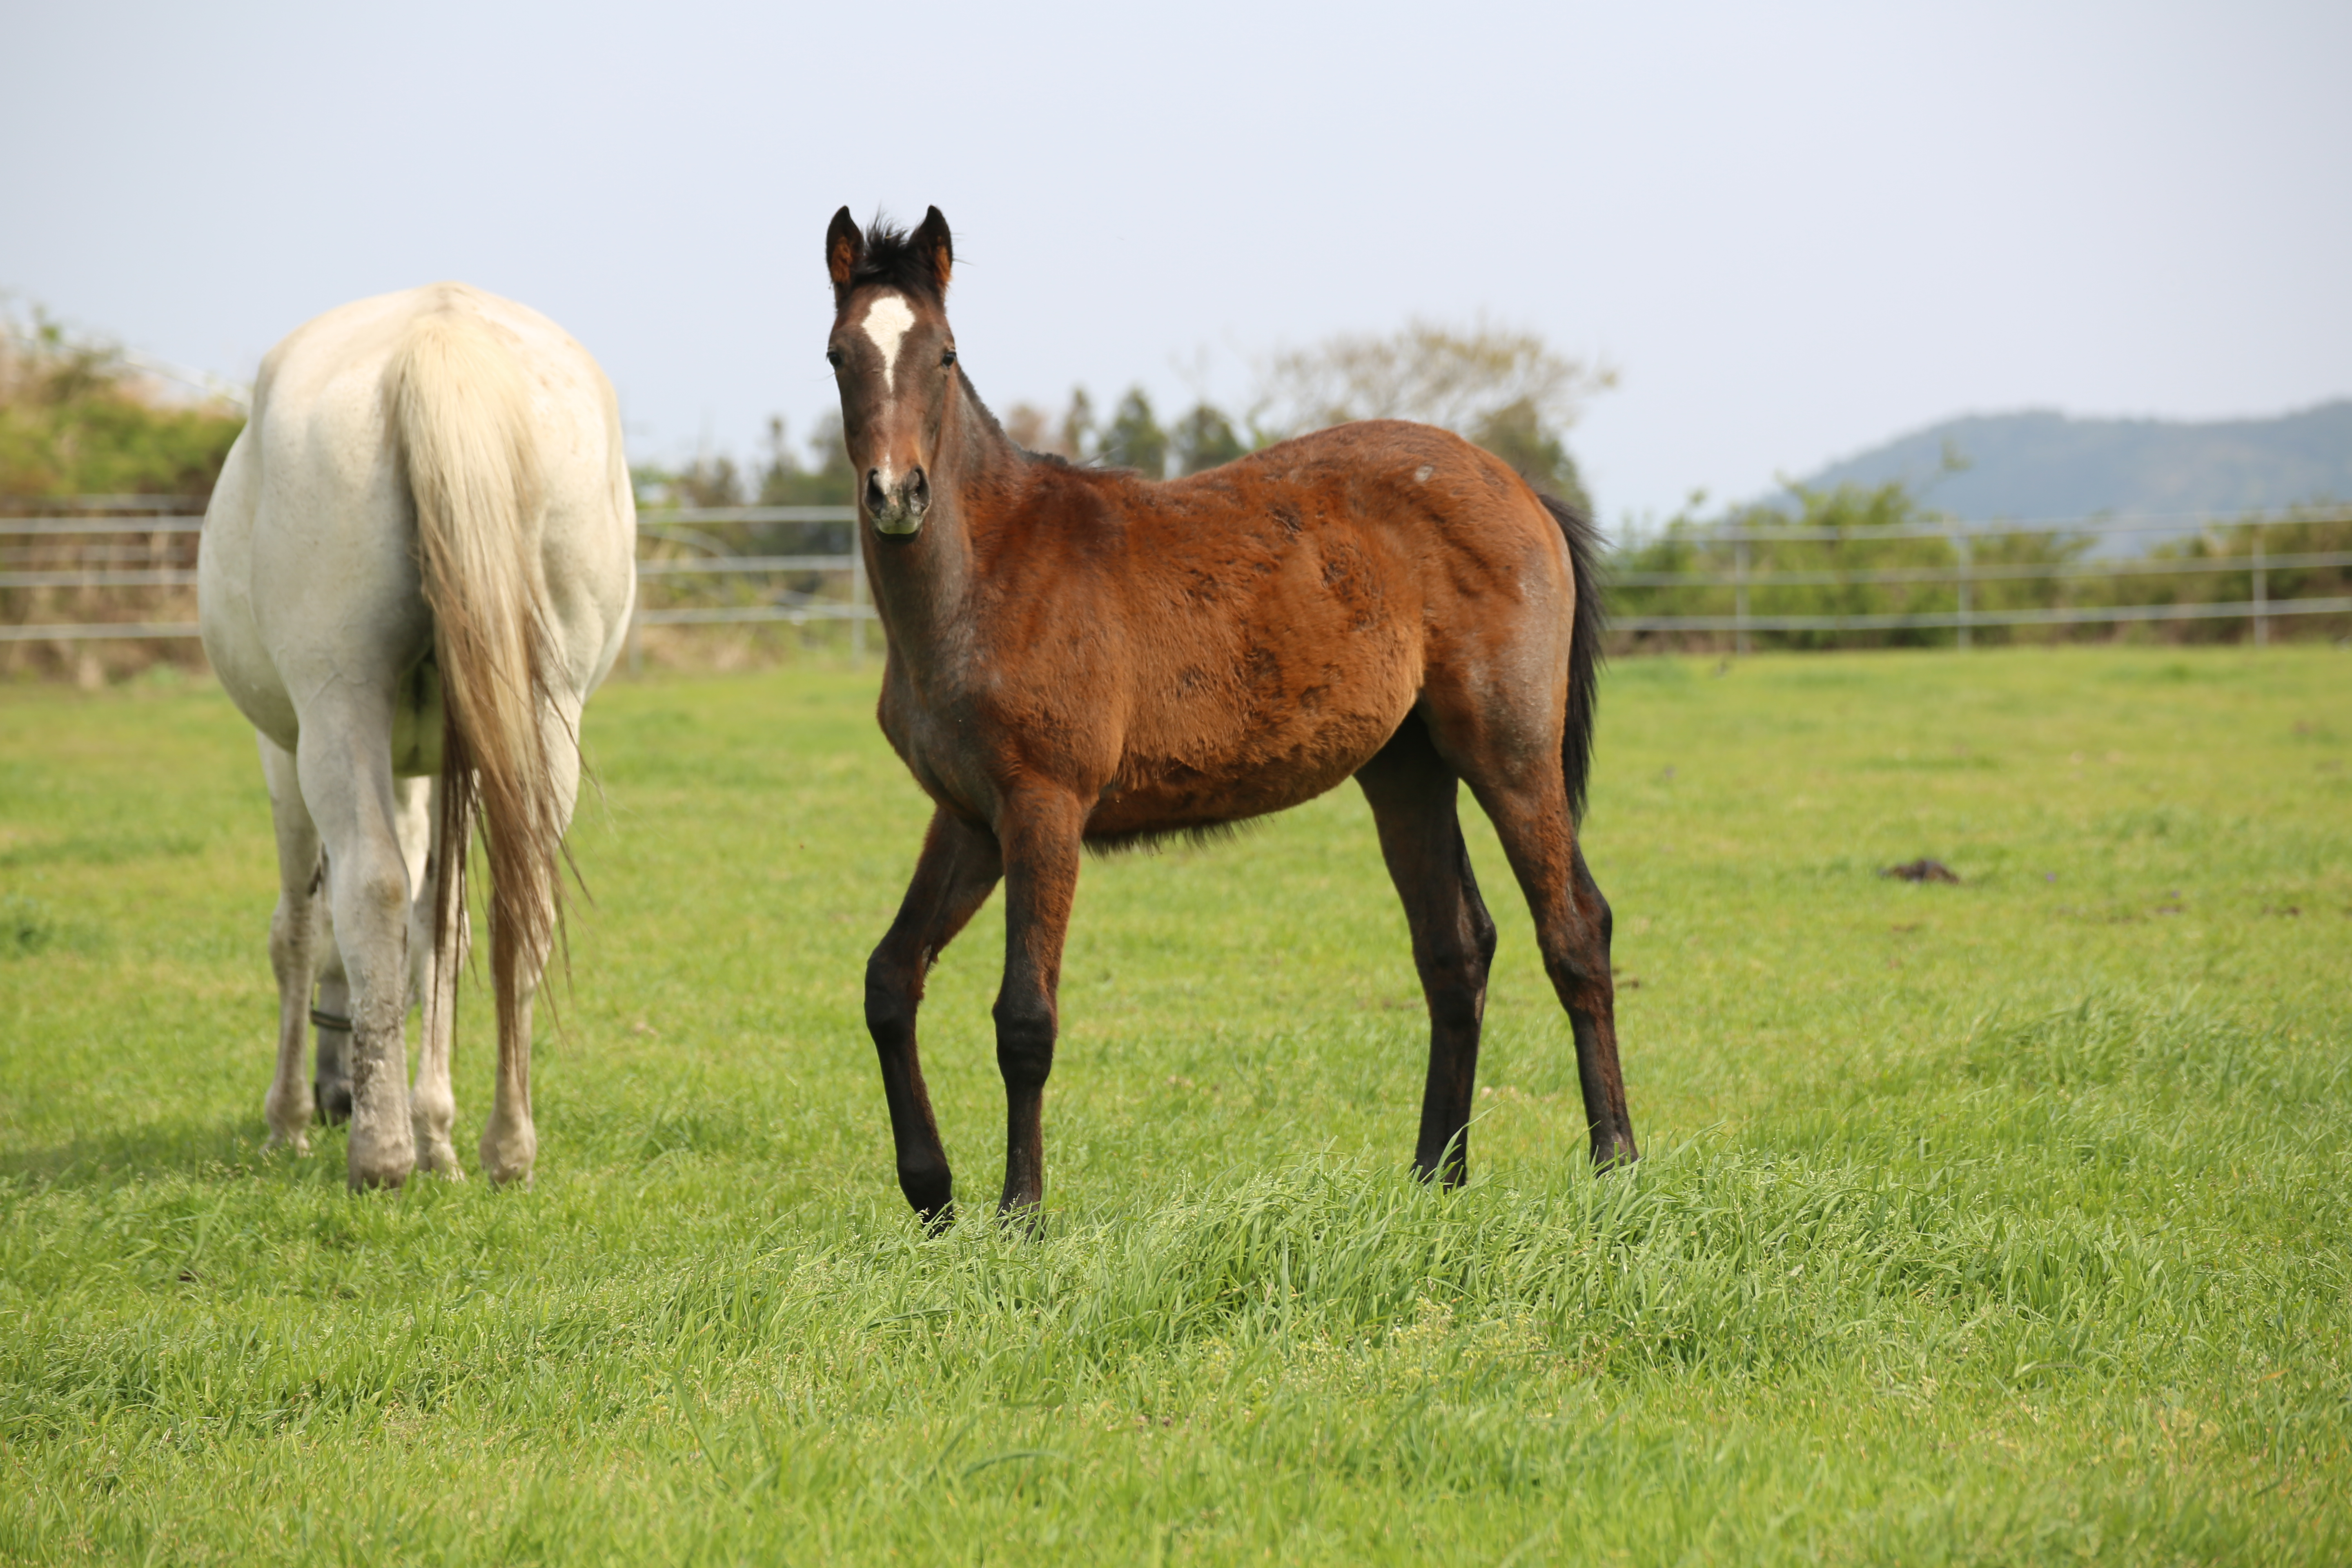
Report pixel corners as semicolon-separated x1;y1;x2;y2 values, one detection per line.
826;207;863;304
913;206;953;293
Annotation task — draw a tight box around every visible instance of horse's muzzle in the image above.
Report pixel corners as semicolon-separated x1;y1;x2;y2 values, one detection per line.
866;466;929;536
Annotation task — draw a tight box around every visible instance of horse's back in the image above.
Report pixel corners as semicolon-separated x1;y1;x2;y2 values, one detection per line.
990;420;1578;837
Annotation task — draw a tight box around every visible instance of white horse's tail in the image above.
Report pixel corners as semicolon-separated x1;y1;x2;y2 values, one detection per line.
392;305;567;1053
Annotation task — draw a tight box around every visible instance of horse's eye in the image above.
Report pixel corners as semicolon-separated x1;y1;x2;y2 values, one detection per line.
826;349;844;369
941;349;958;367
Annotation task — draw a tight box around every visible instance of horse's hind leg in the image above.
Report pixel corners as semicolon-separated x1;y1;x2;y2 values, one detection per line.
865;807;1004;1226
294;705;420;1189
398;776;464;1176
313;942;352;1123
478;700;584;1188
1359;715;1499;1186
259;738;327;1152
1469;777;1638;1171
305;780;440;1145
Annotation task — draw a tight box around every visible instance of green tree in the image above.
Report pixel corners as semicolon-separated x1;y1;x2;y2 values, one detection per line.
756;413;855;507
1099;388;1168;477
1257;320;1610;436
1469;397;1591;512
1172;403;1248;474
0;308;243;500
1255;320;1609;510
669;454;743;508
1059;388;1098;463
1609;481;2094;652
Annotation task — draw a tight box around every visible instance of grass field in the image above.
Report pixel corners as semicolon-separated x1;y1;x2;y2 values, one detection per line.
3;646;2349;1564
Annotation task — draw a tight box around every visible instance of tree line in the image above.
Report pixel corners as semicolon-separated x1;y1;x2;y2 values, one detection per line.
0;307;244;501
648;320;1609;518
9;302;2340;665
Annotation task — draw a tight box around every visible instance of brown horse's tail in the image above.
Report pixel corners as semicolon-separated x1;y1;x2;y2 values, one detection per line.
1540;494;1607;822
391;303;568;1054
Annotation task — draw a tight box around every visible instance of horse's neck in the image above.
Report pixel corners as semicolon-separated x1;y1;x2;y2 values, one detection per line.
865;395;1026;679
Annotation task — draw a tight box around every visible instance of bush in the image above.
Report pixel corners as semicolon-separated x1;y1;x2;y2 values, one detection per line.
0;308;242;501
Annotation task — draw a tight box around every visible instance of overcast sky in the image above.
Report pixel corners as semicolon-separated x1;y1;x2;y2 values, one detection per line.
6;0;2346;526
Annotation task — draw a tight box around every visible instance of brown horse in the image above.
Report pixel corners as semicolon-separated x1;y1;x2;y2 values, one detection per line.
824;206;1635;1226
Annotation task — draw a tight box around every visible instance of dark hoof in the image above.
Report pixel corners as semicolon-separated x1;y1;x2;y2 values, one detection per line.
994;1200;1045;1239
315;1080;353;1125
902;1169;953;1229
1590;1137;1641;1173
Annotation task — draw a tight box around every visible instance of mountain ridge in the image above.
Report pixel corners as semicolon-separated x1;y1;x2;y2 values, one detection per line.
1786;401;2352;527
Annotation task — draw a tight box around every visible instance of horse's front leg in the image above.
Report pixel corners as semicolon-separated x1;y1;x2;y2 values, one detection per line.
259;738;327;1152
866;808;1003;1227
992;790;1086;1223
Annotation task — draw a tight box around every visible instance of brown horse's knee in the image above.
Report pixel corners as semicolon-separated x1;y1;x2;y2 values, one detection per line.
864;948;922;1048
992;995;1056;1091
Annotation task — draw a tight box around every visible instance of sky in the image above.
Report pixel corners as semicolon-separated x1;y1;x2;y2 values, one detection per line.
4;0;2346;528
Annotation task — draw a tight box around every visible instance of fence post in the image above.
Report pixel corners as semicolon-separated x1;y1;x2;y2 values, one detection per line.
1733;533;1751;656
1955;528;1973;650
2252;528;2268;648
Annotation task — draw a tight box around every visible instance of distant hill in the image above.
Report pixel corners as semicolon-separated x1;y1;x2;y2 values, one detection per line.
1790;402;2352;535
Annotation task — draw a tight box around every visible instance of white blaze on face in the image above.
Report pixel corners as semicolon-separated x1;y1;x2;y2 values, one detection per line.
858;292;920;497
860;293;918;395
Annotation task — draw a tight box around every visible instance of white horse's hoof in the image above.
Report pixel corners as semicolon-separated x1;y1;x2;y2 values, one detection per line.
347;1155;413;1190
263;1130;312;1157
480;1132;536;1187
347;1126;416;1190
416;1139;466;1178
481;1157;535;1188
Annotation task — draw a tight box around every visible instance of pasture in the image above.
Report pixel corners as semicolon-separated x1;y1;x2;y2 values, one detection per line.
3;646;2348;1564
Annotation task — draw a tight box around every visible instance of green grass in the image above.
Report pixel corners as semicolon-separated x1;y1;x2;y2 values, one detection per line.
3;646;2349;1564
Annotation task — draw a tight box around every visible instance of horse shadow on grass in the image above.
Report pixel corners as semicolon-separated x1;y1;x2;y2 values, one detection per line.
0;1114;346;1189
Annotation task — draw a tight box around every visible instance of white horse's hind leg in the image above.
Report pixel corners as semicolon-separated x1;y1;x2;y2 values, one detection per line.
401;776;466;1176
478;701;582;1187
313;940;352;1124
295;708;420;1189
260;739;327;1152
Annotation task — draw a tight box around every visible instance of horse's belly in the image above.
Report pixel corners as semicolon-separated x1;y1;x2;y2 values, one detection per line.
1089;659;1416;835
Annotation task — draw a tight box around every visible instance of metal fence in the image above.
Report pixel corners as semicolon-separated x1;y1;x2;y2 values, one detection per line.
5;499;2348;651
629;504;869;669
0;496;206;644
1609;510;2352;650
0;501;877;650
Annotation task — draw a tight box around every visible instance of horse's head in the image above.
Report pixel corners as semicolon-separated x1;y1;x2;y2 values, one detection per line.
824;206;959;537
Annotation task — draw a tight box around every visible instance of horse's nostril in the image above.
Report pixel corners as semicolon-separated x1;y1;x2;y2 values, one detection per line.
908;467;929;508
864;470;889;511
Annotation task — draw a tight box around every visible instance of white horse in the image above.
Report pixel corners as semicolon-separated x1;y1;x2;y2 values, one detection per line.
200;283;636;1188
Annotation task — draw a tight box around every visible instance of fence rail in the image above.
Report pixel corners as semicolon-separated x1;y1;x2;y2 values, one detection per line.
4;501;2348;651
1607;508;2350;648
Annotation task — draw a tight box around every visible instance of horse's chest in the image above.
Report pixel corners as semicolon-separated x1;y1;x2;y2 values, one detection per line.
878;682;1006;823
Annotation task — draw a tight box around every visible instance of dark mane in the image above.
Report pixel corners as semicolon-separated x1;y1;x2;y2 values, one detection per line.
851;214;947;305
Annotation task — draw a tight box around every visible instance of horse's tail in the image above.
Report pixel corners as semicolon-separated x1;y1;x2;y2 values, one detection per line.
1539;493;1607;822
391;303;566;1052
